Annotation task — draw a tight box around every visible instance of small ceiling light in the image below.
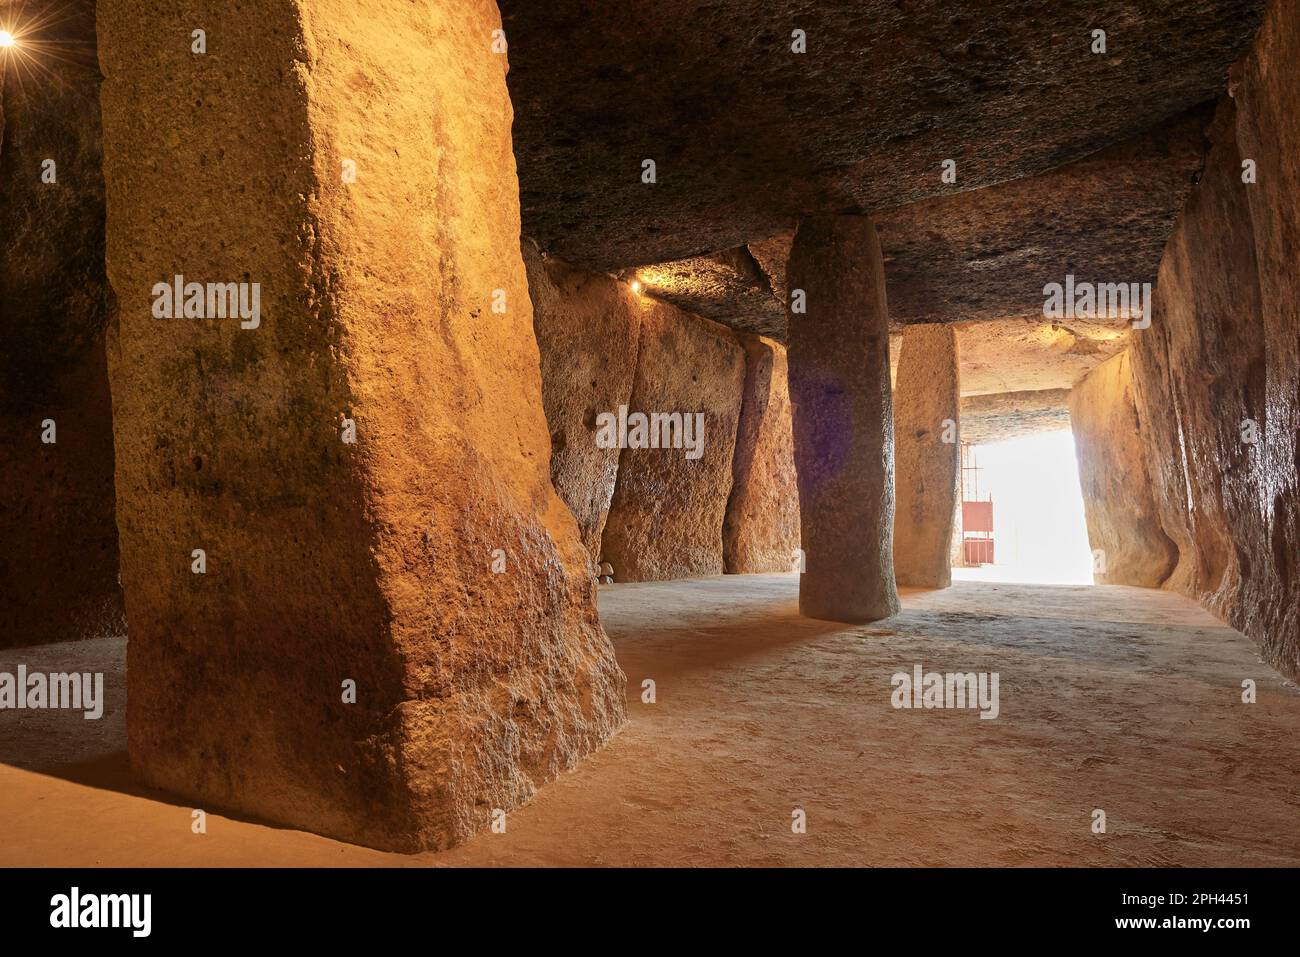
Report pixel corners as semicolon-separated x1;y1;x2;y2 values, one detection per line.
0;31;17;48
630;279;643;294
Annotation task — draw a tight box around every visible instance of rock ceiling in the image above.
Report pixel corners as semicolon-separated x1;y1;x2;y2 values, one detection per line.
500;2;1262;399
501;0;1263;268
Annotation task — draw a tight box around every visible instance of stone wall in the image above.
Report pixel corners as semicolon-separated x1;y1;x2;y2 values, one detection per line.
523;240;641;563
601;303;745;581
1070;352;1178;587
1131;98;1266;607
1090;0;1300;680
526;252;796;584
0;0;124;648
1231;0;1300;676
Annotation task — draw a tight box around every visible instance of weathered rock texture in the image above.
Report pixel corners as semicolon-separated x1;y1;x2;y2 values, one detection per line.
1112;0;1300;680
1129;100;1264;602
523;240;641;563
1232;0;1300;679
787;215;900;622
628;248;776;339
600;305;745;581
951;318;1128;397
0;1;125;648
499;1;1265;269
723;335;800;574
874;108;1211;327
893;324;959;588
960;389;1072;445
635;109;1211;343
1071;353;1178;586
98;0;624;852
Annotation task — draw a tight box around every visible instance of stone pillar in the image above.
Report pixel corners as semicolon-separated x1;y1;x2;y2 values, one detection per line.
786;215;900;622
723;333;800;573
0;2;125;648
892;323;960;588
98;0;624;852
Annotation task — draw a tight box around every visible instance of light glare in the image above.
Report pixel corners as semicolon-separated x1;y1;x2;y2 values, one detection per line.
952;430;1095;586
0;31;17;49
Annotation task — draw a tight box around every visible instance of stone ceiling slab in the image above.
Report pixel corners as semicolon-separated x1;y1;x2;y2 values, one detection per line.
501;0;1263;269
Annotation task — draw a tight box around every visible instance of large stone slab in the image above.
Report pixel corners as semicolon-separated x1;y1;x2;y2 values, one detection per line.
893;323;959;588
629;248;781;340
786;215;900;622
499;0;1265;269
0;1;125;648
960;389;1071;445
723;334;800;574
637;109;1211;342
1233;0;1300;677
524;240;641;563
98;0;624;851
1071;352;1179;587
600;305;745;581
1134;101;1266;609
1118;0;1300;683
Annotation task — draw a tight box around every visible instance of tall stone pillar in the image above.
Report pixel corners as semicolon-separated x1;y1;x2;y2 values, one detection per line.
892;323;960;588
723;333;801;574
98;0;624;852
786;215;900;622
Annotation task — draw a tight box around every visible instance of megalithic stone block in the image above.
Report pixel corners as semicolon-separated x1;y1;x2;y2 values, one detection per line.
98;0;624;852
1071;351;1179;587
786;215;900;622
893;323;960;589
1234;0;1300;672
723;333;801;573
522;239;642;564
600;304;745;581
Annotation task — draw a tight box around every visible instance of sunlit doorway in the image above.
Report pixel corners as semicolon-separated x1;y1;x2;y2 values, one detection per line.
952;430;1094;585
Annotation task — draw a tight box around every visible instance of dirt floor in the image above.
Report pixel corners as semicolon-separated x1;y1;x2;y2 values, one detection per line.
3;574;1299;867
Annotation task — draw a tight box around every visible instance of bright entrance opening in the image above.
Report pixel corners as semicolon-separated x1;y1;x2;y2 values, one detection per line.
953;430;1094;585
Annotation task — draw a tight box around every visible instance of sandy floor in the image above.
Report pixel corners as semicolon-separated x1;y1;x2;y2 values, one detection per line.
2;574;1299;867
